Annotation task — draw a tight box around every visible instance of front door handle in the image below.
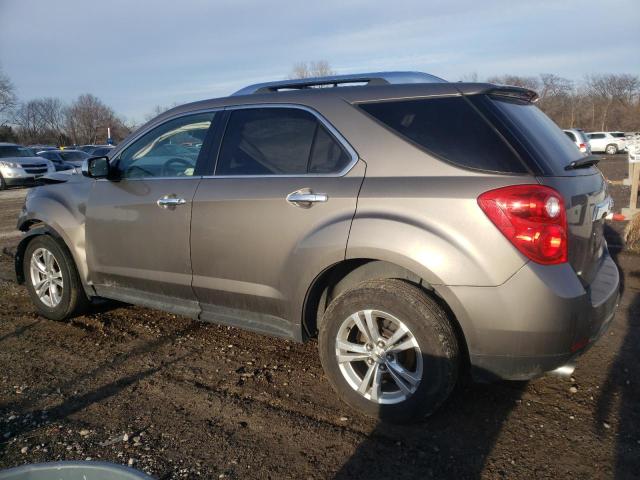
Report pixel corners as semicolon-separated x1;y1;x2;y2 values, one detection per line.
286;189;329;208
157;195;187;209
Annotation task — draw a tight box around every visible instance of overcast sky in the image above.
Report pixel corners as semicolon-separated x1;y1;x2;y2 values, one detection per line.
1;0;638;122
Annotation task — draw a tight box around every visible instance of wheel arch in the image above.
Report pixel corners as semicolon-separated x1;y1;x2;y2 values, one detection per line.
302;258;470;367
15;221;94;298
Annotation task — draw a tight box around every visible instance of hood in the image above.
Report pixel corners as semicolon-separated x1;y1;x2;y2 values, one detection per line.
39;167;89;184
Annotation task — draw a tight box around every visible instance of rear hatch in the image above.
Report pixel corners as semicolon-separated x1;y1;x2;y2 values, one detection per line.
469;93;611;286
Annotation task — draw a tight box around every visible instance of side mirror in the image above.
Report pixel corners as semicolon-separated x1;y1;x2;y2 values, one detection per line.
81;156;110;179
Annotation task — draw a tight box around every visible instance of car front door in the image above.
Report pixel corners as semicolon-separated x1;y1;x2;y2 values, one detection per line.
85;111;217;317
190;106;364;338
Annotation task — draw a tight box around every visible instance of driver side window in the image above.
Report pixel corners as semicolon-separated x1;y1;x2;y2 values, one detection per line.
115;112;215;179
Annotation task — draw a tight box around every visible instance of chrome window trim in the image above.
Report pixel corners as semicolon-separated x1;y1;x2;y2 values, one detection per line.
103;103;359;181
207;103;359;178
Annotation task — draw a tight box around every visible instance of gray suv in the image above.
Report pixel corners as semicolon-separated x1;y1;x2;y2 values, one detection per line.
15;72;620;421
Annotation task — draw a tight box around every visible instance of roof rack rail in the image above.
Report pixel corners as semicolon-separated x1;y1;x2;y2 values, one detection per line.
232;71;446;96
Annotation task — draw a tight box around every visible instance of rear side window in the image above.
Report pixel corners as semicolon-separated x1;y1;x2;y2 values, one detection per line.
216;108;351;175
564;131;576;141
589;133;605;139
471;95;584;176
359;96;527;174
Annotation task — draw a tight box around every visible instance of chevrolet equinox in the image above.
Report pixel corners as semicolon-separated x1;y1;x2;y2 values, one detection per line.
15;72;620;421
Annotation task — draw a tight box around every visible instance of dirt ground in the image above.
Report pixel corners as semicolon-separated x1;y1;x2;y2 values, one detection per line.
0;156;639;479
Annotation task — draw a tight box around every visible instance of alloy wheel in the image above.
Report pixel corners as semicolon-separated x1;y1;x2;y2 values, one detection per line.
29;247;64;308
335;309;423;404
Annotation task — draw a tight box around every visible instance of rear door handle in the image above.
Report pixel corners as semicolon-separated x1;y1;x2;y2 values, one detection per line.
286;189;329;208
157;195;187;209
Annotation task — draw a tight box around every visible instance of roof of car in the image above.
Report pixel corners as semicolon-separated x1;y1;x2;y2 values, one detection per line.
152;73;536;128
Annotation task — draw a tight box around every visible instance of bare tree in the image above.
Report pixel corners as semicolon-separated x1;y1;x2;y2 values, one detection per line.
537;74;574;126
14;100;48;143
486;74;540;91
289;60;335;79
65;94;129;145
13;98;68;145
0;66;17;126
458;72;479;82
585;74;640;130
143;103;180;123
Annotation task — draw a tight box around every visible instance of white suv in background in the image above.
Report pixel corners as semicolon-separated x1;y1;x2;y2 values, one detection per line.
563;129;591;155
587;131;627;154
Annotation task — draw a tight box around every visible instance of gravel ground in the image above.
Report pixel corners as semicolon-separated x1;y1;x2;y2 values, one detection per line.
0;156;639;479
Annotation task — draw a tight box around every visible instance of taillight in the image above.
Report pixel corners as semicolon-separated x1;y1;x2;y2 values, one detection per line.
579;143;587;151
478;185;567;265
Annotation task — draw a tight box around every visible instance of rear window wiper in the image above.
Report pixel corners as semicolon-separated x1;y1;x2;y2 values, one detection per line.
564;155;600;171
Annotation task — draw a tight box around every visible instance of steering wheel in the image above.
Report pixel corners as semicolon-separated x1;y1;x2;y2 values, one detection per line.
162;157;194;177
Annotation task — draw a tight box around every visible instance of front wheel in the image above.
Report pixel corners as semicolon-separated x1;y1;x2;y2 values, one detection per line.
318;279;459;422
605;144;618;155
23;235;89;321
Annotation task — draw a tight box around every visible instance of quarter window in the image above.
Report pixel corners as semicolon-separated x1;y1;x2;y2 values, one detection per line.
115;112;215;179
360;96;526;173
216;108;351;175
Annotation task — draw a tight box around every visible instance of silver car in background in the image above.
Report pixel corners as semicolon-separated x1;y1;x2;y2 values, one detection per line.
563;128;592;155
0;143;55;189
14;72;620;421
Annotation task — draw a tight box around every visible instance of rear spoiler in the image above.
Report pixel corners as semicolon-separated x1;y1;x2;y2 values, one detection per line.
487;85;539;103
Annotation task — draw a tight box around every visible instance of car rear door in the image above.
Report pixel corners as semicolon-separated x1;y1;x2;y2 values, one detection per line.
85;111;218;317
190;106;364;337
588;133;606;152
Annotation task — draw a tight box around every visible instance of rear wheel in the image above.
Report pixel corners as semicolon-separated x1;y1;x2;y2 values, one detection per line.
23;235;89;321
318;279;459;422
0;174;6;190
605;144;618;155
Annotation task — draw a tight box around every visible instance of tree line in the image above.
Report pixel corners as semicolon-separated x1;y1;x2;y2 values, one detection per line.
1;63;639;147
484;73;639;132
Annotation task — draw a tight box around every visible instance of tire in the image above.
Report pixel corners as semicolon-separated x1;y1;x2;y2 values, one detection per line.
318;279;459;422
605;144;618;155
23;235;89;321
0;174;6;191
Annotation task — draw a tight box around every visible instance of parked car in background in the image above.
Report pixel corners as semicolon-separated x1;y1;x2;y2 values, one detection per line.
36;150;76;171
28;145;57;152
76;145;97;153
58;149;90;167
37;149;90;170
563;129;591;155
0;143;55;189
587;132;627;154
88;146;115;156
609;131;630;142
77;145;115;155
15;72;619;421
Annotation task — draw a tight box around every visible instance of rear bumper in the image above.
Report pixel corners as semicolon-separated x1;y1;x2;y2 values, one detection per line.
436;249;620;381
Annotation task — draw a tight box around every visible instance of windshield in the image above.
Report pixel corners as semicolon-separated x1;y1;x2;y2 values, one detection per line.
0;146;35;158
